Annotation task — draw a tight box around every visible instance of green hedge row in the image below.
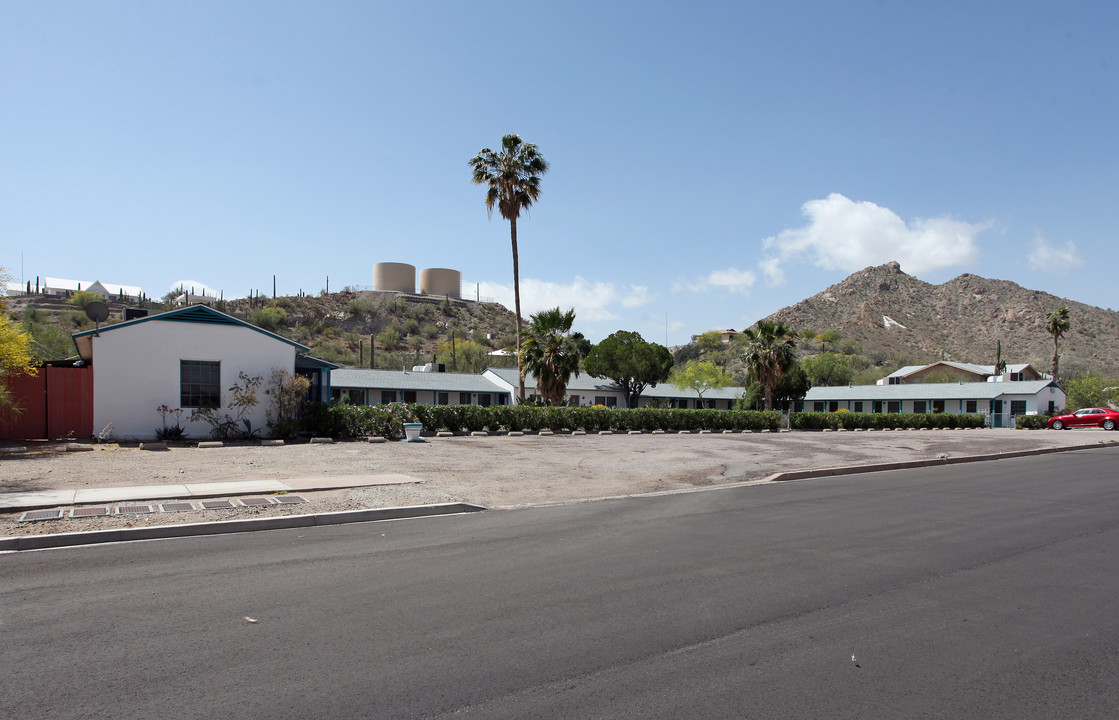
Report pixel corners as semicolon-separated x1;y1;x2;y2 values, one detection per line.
1013;414;1052;429
790;412;987;430
305;403;782;439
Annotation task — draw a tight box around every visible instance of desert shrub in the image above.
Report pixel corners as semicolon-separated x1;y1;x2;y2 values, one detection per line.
251;306;287;331
377;325;402;350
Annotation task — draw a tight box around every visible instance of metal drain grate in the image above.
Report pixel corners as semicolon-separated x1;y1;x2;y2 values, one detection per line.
160;502;196;512
70;507;109;518
237;497;274;506
273;495;308;505
19;509;64;522
200;500;235;510
117;504;154;514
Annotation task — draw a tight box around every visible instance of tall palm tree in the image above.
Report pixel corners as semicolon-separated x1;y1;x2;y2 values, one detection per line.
741;320;797;411
1046;306;1070;383
469;134;549;402
519;307;583;405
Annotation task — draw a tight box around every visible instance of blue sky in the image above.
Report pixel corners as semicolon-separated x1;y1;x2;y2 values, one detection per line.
3;1;1116;345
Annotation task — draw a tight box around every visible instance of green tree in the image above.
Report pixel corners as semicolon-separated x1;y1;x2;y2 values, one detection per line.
695;331;724;352
1062;374;1116;411
743;360;809;411
469;133;549;402
802;352;852;387
671;360;732;403
519;307;585;405
1045;306;1071;383
435;338;490;374
741;320;797;411
1;270;38;416
584;330;673;408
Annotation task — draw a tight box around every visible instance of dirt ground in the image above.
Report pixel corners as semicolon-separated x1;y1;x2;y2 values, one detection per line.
3;428;1116;537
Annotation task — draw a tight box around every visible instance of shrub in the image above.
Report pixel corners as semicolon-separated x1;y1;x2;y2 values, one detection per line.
1014;414;1051;430
790;411;986;430
251;306;287;331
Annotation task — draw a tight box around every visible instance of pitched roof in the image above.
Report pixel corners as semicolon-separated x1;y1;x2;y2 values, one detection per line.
484;367;746;400
72;305;310;351
806;380;1058;402
331;368;511;393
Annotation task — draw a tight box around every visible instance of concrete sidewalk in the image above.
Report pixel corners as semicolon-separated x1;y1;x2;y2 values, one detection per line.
0;473;425;511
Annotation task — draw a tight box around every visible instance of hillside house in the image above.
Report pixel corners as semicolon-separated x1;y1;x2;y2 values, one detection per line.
877;361;1047;385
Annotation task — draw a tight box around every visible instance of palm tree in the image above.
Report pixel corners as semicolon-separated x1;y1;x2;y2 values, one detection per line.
519;307;583;405
469;134;549;402
741;320;797;411
1046;306;1071;383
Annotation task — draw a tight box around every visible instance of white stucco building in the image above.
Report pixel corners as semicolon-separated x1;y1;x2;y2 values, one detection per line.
72;305;333;440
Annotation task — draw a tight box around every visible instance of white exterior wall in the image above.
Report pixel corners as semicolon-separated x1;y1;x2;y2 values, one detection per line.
807;387;1066;416
92;321;297;440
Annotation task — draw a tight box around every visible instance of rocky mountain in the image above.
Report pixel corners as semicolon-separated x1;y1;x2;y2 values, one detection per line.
764;262;1119;378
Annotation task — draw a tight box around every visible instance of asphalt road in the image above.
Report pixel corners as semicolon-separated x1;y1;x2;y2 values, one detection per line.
4;447;1119;719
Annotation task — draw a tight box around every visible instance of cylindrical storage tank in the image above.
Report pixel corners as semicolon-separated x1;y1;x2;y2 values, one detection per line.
419;268;461;299
373;262;416;293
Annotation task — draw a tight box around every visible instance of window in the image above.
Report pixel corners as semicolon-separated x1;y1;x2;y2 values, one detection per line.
605;396;618;408
381;390;396;404
829;401;839;412
460;393;471;405
887;401;900;413
1010;400;1027;416
913;401;927;414
594;396;607;406
403;391;416;403
813;401;825;412
181;360;220;408
888;376;902;385
932;400;945;413
966;400;978;413
478;394;492;407
1010;372;1023;381
854;401;863;413
437;392;449;405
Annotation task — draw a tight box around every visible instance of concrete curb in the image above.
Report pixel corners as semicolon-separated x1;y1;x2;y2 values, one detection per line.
0;502;486;552
764;440;1118;483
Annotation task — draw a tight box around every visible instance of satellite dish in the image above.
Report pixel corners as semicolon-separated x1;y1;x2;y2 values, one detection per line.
85;301;110;323
85;300;110;337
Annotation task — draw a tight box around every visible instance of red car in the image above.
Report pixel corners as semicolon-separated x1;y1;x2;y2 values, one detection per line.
1047;407;1119;430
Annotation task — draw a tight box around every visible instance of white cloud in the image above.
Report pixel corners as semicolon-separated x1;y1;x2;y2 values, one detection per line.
674;267;756;295
1028;235;1083;271
621;285;656;308
474;277;656;324
760;193;991;284
169;279;219;297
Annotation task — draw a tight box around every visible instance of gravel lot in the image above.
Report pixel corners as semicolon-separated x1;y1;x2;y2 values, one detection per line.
3;428;1115;538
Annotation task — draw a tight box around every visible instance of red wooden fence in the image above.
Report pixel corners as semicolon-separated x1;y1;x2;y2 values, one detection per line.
1;366;93;441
